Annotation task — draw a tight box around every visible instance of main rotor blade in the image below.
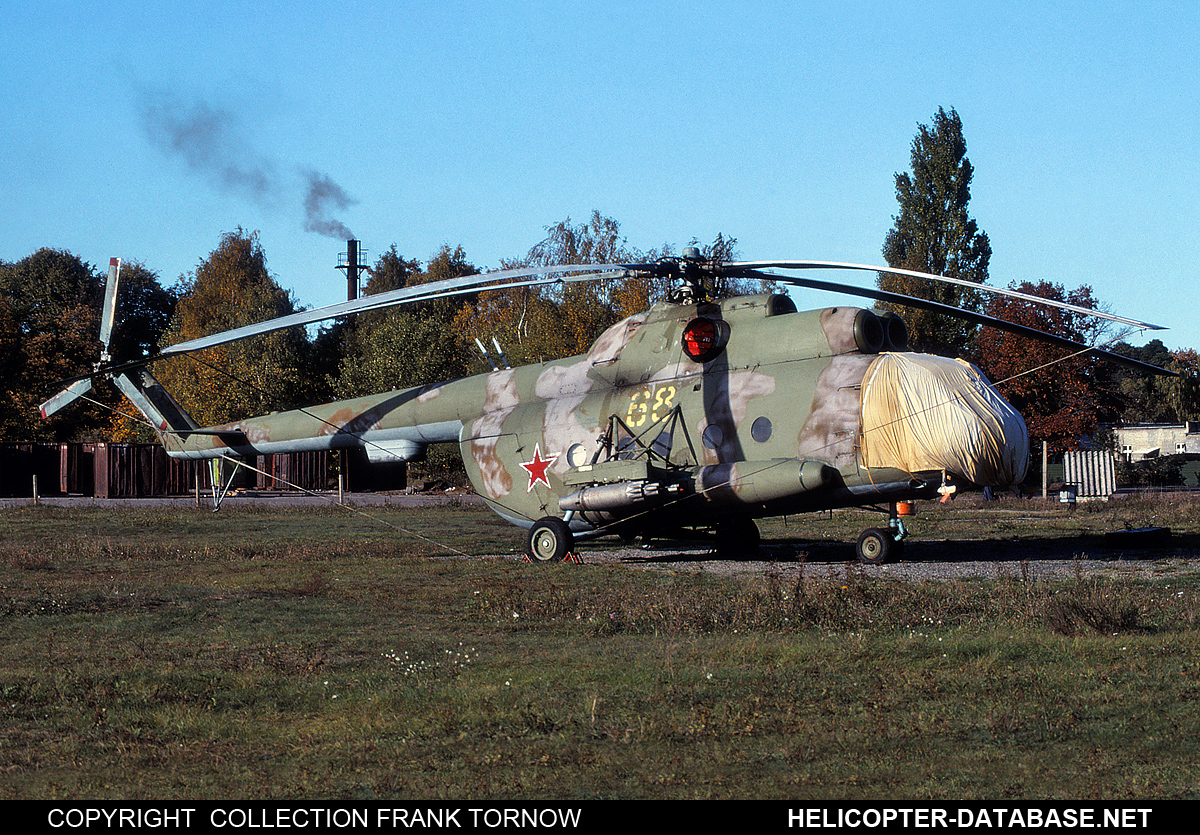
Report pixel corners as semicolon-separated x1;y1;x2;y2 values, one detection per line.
159;263;627;358
733;260;1166;332
735;268;1175;377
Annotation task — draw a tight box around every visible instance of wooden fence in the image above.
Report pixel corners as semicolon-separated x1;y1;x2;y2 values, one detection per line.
0;443;405;498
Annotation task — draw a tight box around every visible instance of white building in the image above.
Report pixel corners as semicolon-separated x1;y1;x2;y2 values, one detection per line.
1114;422;1200;461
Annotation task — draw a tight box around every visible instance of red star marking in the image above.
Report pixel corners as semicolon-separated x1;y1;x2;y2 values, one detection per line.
519;444;556;492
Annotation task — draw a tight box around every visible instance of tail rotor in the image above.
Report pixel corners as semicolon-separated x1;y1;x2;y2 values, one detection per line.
39;257;121;418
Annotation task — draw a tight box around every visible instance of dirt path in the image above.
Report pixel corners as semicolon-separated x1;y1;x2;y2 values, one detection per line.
573;531;1200;583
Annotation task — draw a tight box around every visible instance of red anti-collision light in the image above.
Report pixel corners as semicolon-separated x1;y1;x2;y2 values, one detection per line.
682;318;723;361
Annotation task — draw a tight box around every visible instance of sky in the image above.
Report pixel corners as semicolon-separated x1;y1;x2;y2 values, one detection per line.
3;1;1198;352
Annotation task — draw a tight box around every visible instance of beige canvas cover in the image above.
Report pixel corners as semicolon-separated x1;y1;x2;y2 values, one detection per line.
859;353;1029;487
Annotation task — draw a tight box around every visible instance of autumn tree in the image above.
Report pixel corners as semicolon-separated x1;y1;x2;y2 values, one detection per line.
452;215;752;364
974;281;1115;451
879;107;992;355
452;212;640;365
0;249;102;440
154;229;310;426
331;244;472;399
0;250;177;441
516;212;635;356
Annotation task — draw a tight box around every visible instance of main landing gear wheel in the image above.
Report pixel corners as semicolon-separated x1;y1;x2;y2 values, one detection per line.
527;516;574;563
856;527;901;565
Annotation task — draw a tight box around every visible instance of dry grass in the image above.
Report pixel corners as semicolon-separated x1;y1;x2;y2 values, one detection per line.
2;497;1200;799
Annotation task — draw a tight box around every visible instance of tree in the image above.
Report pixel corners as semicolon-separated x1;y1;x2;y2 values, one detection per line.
879;107;992;355
520;212;634;356
0;249;103;440
332;310;468;398
100;261;181;441
0;292;37;440
420;244;478;307
454;213;639;364
311;245;423;396
974;281;1115;451
154;229;310;426
1110;339;1176;424
363;245;421;296
331;244;473;399
0;249;179;442
1166;349;1200;422
107;260;178;363
328;244;475;478
1110;343;1200;426
525;211;634;267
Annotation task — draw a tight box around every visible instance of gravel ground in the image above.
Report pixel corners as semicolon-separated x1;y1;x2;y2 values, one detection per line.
571;535;1200;583
9;491;1196;583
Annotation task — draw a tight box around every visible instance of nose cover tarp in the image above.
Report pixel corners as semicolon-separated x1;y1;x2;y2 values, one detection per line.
859;353;1030;488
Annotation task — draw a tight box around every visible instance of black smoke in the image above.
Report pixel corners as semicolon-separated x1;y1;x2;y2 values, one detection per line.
302;170;356;240
141;90;356;239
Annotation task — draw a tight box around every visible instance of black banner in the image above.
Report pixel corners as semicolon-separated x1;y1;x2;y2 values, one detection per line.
19;801;1182;833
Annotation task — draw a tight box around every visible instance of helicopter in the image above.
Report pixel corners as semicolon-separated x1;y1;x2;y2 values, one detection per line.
41;250;1171;564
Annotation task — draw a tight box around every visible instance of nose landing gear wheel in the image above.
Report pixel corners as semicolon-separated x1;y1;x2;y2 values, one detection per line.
856;527;900;565
528;516;574;563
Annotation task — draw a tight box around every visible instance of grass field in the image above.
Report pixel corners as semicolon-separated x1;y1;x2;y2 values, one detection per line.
2;495;1200;799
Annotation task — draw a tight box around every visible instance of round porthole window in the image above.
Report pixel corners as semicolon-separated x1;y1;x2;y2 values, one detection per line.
751;416;773;443
702;424;724;450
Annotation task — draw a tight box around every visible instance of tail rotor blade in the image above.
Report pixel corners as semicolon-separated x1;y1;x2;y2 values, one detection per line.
39;378;93;419
98;257;121;357
39;256;122;419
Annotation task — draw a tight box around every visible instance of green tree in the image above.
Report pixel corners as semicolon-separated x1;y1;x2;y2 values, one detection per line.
332;311;468;397
1110;339;1176;424
1110;344;1200;426
0;248;98;336
879;107;992;354
311;245;423;396
1166;349;1200;422
331;244;473;399
0;249;103;440
155;229;310;426
97;261;178;441
0;250;176;441
363;245;422;295
108;260;178;362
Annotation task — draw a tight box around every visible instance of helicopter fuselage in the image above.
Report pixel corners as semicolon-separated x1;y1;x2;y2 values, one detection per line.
152;293;1029;546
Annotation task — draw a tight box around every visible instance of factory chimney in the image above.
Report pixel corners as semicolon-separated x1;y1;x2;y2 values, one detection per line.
337;239;362;301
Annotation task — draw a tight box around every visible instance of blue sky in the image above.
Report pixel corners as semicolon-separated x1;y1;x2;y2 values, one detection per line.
4;1;1197;351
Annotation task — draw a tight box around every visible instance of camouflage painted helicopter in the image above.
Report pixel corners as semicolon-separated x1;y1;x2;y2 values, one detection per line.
42;251;1170;564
